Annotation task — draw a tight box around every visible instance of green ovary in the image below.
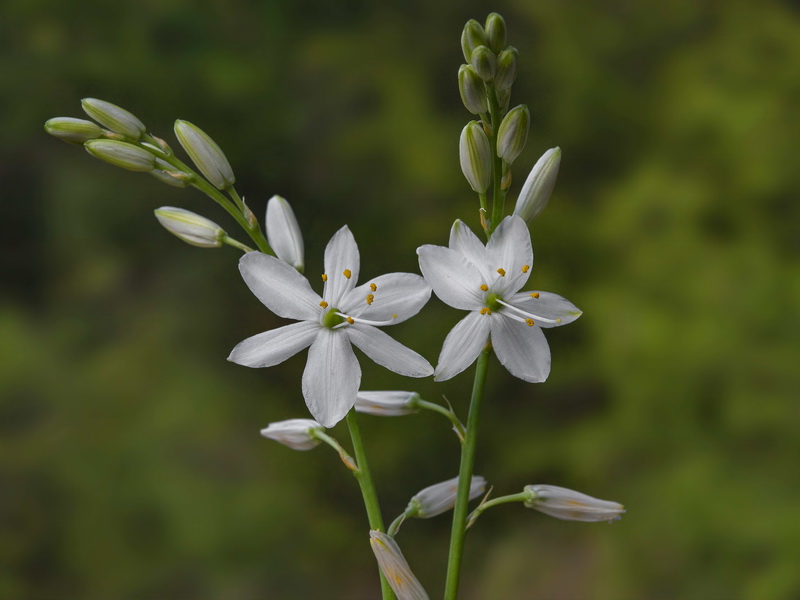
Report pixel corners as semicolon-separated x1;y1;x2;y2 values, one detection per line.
322;307;344;328
485;293;503;312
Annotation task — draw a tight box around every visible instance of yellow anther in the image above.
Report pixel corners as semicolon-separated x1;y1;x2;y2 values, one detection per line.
497;268;506;277
343;269;352;279
480;307;492;315
480;284;489;292
525;318;535;327
530;292;540;299
366;294;374;305
556;318;562;323
319;301;328;308
370;283;377;292
346;316;355;324
392;314;397;318
522;265;530;273
321;274;328;282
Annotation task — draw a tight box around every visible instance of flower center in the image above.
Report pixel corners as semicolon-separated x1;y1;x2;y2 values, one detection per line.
322;307;345;328
485;292;503;312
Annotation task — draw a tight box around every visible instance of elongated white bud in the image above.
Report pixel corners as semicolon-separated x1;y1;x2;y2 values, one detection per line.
407;475;486;518
81;98;146;139
154;207;226;248
496;104;530;164
260;419;323;451
513;147;561;222
84;139;155;172
470;45;497;83
461;19;487;62
44;117;103;144
459;121;492;194
458;64;487;115
369;531;429;600
266;195;304;271
524;484;625;522
174;120;235;190
355;391;420;416
495;47;518;91
485;13;506;54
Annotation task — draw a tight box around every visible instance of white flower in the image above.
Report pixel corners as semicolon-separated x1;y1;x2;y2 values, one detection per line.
229;226;433;427
408;475;486;518
260;419;323;451
369;531;429;600
417;216;581;382
355;391;420;416
266;195;304;271
524;484;626;523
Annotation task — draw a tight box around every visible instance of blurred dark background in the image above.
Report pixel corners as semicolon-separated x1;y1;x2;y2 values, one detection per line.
2;0;799;598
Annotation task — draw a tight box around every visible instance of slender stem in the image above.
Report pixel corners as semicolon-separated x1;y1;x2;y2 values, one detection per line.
466;491;530;530
487;87;506;234
387;509;413;537
346;410;395;600
222;235;254;253
444;347;491;600
414;399;466;442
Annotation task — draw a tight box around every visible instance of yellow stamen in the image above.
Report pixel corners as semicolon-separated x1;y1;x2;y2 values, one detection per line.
525;318;535;327
321;274;328;282
530;292;540;299
480;284;488;291
497;268;506;277
343;269;352;279
346;316;355;324
366;294;374;305
556;318;562;323
370;283;377;292
480;307;491;315
522;265;530;273
392;314;397;318
319;301;328;308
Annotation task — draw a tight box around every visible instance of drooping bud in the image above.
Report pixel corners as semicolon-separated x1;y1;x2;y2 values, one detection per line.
369;531;429;600
174;120;235;190
458;64;488;115
523;484;626;522
44;117;103;144
266;195;304;271
496;104;530;164
407;476;486;519
154;207;226;248
260;419;324;451
513;147;561;222
84;139;156;172
470;45;497;83
355;391;420;416
459;121;492;194
81;98;146;140
485;13;507;54
461;19;487;62
495;47;518;91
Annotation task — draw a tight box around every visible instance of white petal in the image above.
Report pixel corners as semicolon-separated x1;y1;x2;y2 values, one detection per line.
228;321;320;368
323;226;360;305
491;315;550;382
508;291;582;328
339;273;431;324
302;329;361;427
266;195;304;270
434;311;491;381
347;324;433;377
239;252;321;320
485;216;532;296
448;219;490;278
417;245;485;310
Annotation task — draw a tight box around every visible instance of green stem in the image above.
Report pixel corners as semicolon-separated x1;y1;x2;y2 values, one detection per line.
466;491;530;530
444;347;491;600
414;399;466;442
487;87;506;234
346;410;395;600
222;235;254;253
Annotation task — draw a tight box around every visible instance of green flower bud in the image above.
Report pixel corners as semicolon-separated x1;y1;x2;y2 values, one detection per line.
459;121;492;194
461;19;487;62
495;47;518;91
44;117;103;144
457;64;487;115
81;98;146;140
84;139;156;172
496;104;530;164
470;45;497;83
513;147;561;222
485;13;507;54
174;120;235;190
497;87;511;113
154;206;226;248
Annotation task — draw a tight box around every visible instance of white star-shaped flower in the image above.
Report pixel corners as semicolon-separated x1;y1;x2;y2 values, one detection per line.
229;226;433;427
417;216;581;383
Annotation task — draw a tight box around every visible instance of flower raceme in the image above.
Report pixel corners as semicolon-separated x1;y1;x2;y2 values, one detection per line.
417;216;581;383
228;226;433;427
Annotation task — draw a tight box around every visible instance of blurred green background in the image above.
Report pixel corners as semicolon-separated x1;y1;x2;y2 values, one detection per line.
2;0;799;598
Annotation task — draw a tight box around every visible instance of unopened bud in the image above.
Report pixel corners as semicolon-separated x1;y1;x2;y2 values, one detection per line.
174;120;235;190
260;419;324;451
407;476;486;518
81;98;146;140
44;117;103;144
355;391;420;416
523;484;625;523
470;45;497;83
513;147;561;222
369;531;429;600
458;65;487;115
461;19;487;62
84;139;156;172
495;47;518;91
459;121;492;194
154;207;226;248
497;87;511;113
485;13;507;54
266;195;305;271
496;104;530;164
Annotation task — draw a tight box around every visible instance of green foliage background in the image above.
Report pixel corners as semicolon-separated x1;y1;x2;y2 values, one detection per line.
2;1;799;598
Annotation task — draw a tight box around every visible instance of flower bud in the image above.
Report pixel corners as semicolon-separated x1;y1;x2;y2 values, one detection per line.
497;87;511;113
260;419;324;451
81;98;146;140
470;45;497;83
44;117;103;144
84;139;156;172
174;120;235;190
496;104;530;164
355;391;420;416
459;121;492;194
513;147;561;222
369;531;429;600
523;485;625;522
485;13;506;54
494;47;518;91
266;195;304;271
407;476;486;519
154;207;226;248
457;65;487;115
461;19;487;62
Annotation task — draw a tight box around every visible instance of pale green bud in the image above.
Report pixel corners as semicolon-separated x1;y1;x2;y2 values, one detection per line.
81;98;146;140
266;195;304;271
174;119;235;190
523;484;625;523
84;139;156;172
457;64;487;115
485;13;506;54
44;117;103;144
459;121;492;194
461;19;487;62
407;476;486;518
496;104;530;164
354;391;420;416
495;47;518;91
513;147;561;222
369;531;429;600
470;45;497;83
260;419;324;451
154;206;226;248
497;87;511;113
